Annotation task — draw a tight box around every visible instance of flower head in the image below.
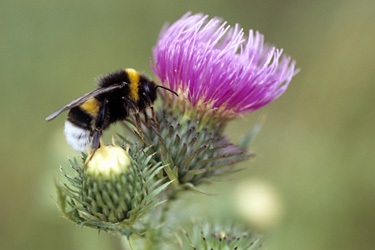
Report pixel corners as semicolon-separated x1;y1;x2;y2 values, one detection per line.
86;145;131;177
152;12;299;119
56;145;169;235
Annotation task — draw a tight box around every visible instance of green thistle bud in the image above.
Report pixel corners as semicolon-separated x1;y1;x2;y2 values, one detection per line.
55;144;170;236
175;221;264;250
123;106;251;190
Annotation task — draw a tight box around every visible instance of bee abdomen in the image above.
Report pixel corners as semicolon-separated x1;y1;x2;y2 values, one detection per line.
67;107;93;130
64;121;92;152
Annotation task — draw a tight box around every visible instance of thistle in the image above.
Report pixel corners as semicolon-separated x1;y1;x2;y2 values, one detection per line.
56;144;170;236
174;221;264;250
124;12;299;190
152;12;299;120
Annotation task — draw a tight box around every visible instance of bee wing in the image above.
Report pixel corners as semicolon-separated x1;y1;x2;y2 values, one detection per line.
45;84;125;121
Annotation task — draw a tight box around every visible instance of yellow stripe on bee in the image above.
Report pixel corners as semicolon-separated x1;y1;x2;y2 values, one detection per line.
125;68;140;102
80;98;100;116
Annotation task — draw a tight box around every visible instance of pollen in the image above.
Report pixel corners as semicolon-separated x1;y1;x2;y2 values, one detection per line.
126;68;140;102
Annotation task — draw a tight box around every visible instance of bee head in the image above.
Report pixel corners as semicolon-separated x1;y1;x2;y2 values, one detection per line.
141;78;178;105
141;80;158;104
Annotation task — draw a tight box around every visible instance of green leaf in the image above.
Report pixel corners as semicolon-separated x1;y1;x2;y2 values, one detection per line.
239;116;264;150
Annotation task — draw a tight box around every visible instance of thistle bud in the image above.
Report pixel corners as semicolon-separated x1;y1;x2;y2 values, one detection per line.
127;12;298;190
135;109;251;188
86;145;130;177
56;145;169;235
174;221;264;250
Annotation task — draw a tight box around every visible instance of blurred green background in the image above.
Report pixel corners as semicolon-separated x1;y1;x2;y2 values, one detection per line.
1;0;374;249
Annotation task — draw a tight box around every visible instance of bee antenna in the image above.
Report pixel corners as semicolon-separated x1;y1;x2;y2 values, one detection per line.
155;85;178;96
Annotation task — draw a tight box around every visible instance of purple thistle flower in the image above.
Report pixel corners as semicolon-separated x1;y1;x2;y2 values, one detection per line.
152;12;299;118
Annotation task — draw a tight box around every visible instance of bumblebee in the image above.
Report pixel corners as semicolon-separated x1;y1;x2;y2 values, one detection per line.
46;68;177;153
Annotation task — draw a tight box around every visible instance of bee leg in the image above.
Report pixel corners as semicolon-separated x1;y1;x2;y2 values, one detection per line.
86;153;95;165
85;130;101;163
92;129;102;150
86;100;108;163
151;106;159;127
134;112;146;146
143;109;150;126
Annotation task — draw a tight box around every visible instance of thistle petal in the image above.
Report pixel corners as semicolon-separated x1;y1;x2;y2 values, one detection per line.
152;12;299;119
